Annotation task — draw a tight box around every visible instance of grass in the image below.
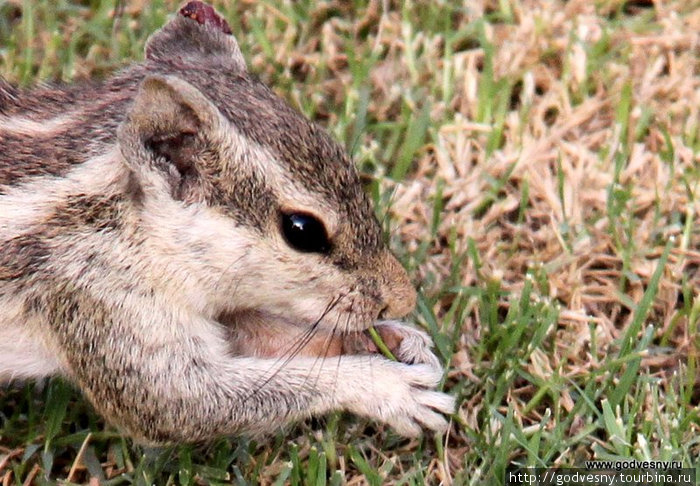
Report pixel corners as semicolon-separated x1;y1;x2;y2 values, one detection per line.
1;0;699;484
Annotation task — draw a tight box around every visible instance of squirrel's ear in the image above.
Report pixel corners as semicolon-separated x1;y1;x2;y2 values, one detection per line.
118;75;222;189
145;1;246;72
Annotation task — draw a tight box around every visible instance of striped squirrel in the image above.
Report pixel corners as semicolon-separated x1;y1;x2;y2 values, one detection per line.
0;1;454;444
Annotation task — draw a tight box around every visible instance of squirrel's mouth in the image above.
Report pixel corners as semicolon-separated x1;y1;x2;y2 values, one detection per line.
216;309;379;360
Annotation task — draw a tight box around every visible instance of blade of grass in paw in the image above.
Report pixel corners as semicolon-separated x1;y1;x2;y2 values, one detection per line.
367;326;397;361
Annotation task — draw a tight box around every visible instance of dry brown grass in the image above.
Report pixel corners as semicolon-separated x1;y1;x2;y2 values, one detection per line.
387;2;698;338
381;0;700;475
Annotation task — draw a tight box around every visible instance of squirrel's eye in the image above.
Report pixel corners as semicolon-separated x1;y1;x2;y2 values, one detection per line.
281;212;331;254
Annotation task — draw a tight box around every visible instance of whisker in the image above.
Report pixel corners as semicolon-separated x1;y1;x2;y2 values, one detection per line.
252;296;341;386
211;254;246;296
309;301;344;390
266;320;318;366
241;295;344;402
332;308;353;396
249;322;320;393
241;329;319;403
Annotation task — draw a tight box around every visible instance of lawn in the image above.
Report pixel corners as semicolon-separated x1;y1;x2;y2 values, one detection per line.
1;0;699;484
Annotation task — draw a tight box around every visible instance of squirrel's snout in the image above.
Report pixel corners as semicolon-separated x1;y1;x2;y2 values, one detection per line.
377;254;417;319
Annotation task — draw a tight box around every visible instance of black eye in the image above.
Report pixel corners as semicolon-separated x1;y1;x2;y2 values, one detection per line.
281;212;331;254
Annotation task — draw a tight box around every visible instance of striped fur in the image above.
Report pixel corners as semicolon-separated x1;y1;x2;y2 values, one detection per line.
0;1;453;443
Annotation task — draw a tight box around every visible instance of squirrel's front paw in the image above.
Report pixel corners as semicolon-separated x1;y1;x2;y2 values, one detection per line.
343;358;455;437
342;320;442;369
373;320;442;369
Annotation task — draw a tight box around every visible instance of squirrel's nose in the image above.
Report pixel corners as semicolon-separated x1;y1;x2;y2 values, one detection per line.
378;253;417;319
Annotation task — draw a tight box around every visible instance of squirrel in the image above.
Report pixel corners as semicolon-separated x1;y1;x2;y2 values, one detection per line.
0;1;454;444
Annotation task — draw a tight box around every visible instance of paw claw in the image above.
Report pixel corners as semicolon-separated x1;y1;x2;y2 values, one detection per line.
389;417;423;438
343;356;454;437
418;390;456;415
415;408;449;433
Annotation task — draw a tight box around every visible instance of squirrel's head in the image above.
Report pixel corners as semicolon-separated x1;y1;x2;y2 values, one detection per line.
116;1;416;334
